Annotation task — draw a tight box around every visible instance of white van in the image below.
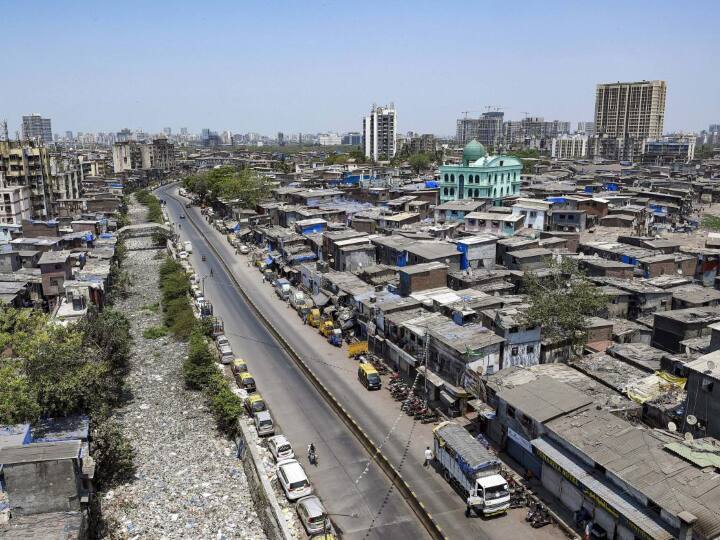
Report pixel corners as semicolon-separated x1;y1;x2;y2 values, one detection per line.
183;241;193;253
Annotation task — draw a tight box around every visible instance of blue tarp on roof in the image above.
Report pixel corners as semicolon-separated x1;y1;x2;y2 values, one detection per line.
264;257;273;265
84;232;94;242
424;180;439;188
99;233;114;239
546;197;567;203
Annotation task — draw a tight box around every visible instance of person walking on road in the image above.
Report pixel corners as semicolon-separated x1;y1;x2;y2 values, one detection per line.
424;446;433;467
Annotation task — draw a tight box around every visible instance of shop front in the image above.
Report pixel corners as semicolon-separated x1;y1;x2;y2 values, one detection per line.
531;438;674;540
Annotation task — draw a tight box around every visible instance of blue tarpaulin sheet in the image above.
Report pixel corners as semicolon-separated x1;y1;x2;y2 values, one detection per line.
264;257;273;264
425;180;439;188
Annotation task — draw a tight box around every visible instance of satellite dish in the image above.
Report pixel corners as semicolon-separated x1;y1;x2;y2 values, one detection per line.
686;415;698;426
685;432;694;442
667;422;677;432
708;360;716;371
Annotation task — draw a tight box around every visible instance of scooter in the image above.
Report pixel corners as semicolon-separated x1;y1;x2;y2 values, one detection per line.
308;448;318;466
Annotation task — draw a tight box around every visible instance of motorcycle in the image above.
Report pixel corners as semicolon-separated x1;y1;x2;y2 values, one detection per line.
308;448;318;466
526;501;550;528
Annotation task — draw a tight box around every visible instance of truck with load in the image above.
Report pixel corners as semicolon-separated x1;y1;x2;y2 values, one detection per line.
433;421;510;517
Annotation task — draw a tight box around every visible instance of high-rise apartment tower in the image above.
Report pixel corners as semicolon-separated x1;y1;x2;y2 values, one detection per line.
363;104;396;161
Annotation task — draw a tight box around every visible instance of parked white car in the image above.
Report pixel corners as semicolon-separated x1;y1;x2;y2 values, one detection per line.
239;244;250;255
267;435;295;462
215;334;230;349
296;495;329;535
178;251;189;260
276;459;313;501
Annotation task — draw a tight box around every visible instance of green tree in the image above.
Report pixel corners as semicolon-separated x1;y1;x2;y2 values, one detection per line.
183;167;271;208
408;152;431;174
348;148;366;163
521;258;607;354
91;419;136;490
0;361;40;424
506;149;541;174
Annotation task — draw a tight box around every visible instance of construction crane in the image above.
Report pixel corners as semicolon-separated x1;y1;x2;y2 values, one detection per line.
521;111;531;119
460;110;483;119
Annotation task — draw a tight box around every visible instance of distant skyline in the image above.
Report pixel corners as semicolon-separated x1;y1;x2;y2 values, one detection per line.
2;0;718;137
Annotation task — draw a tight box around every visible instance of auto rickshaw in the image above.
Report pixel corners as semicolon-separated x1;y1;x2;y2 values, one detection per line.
328;328;342;347
305;308;321;328
319;320;335;338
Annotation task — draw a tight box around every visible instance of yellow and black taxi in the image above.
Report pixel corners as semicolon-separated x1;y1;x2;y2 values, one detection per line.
237;372;257;392
244;393;266;414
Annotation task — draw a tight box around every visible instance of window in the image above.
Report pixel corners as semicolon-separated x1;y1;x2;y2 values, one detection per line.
529;211;536;218
511;347;519;356
443;187;448;196
527;345;534;354
459;174;464;182
444;174;448;181
450;174;455;182
559;214;566;220
500;160;504;166
450;188;455;196
506;405;515;418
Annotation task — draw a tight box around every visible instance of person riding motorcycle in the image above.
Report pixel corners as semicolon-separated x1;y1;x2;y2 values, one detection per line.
307;443;317;464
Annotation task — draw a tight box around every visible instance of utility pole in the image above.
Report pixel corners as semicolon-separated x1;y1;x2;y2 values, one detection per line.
422;328;431;402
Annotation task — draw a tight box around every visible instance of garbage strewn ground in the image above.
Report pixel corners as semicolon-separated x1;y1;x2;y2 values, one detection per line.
99;196;267;539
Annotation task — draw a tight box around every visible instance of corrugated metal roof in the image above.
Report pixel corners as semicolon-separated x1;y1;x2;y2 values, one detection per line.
665;439;720;469
0;440;81;464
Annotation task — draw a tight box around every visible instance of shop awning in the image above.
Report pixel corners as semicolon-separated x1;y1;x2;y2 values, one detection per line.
417;366;444;388
440;390;457;406
312;292;330;307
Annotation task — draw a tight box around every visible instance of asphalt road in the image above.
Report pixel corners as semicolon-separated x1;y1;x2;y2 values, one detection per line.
158;187;429;540
158;184;566;540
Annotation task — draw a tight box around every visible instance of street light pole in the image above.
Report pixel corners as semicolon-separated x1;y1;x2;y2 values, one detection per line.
322;511;358;535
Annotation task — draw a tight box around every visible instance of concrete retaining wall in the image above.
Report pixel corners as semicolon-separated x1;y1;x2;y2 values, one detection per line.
236;421;294;540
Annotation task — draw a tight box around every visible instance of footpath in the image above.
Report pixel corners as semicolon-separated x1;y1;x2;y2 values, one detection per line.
99;196;267;539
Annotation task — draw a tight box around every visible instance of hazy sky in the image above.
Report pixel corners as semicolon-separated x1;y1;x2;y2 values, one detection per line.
2;0;718;137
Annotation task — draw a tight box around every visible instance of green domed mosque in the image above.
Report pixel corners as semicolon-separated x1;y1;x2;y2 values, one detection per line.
439;139;522;204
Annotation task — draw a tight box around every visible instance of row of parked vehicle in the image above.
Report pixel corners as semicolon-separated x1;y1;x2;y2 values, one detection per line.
250;252;390;396
211;317;338;538
174;228;338;539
